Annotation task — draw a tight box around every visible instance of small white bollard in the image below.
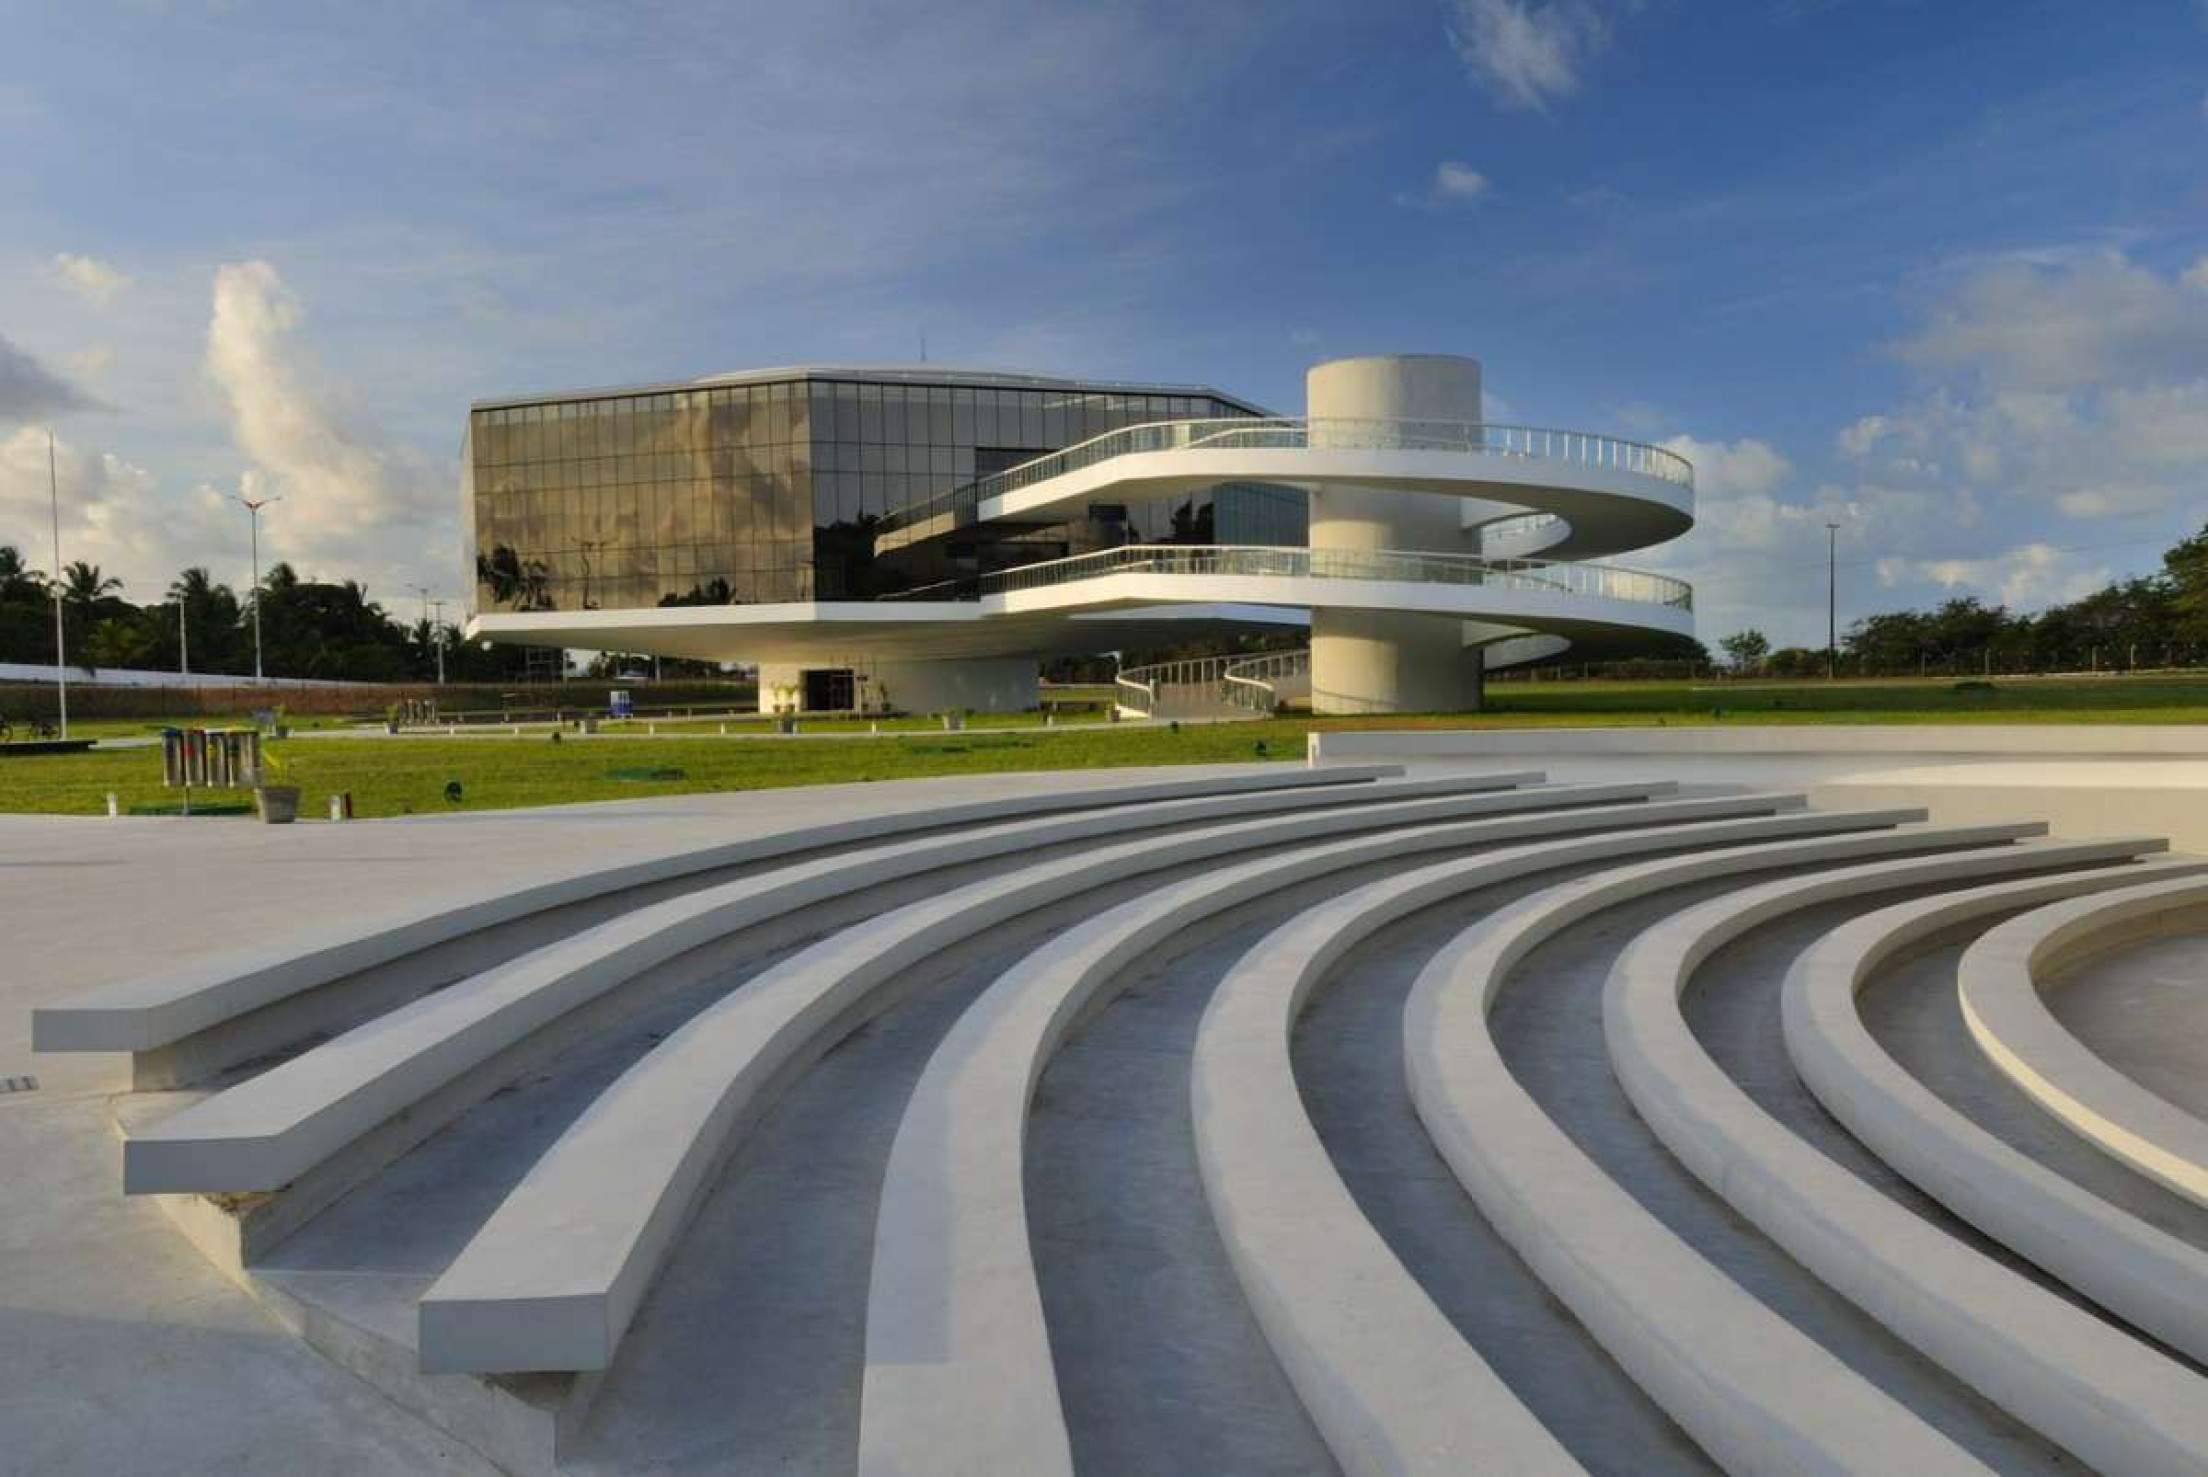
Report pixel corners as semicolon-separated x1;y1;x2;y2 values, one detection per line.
649;723;657;735
870;721;880;735
106;792;118;818
719;722;727;735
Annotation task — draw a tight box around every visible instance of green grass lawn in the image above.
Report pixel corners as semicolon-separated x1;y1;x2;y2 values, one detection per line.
0;673;2201;821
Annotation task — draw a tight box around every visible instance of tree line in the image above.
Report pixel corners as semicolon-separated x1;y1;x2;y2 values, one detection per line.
1718;521;2208;678
0;547;533;683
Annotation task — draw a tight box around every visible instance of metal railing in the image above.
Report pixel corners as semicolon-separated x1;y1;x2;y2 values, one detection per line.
884;542;1693;612
872;416;1694;550
1471;510;1571;556
1222;648;1310;712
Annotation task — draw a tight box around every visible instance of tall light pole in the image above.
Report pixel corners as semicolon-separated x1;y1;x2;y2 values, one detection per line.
47;428;67;739
1825;521;1841;681
233;491;281;682
429;598;448;685
177;592;189;678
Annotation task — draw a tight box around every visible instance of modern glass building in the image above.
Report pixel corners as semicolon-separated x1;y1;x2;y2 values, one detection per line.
464;366;1304;617
464;355;1697;716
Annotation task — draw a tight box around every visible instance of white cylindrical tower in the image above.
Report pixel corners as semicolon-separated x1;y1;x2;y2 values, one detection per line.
1306;353;1486;714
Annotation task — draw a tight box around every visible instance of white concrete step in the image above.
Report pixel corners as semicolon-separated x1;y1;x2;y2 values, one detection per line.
1781;861;2208;1367
417;776;1668;1376
1959;875;2208;1209
1603;841;2208;1475
119;771;1538;1197
35;763;1401;1057
859;789;1800;1476
1402;822;2058;1477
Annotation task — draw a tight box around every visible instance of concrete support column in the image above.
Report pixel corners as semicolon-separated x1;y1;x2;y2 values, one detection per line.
1306;354;1484;714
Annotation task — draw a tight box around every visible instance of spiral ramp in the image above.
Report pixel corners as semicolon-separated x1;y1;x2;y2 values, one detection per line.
35;758;2208;1475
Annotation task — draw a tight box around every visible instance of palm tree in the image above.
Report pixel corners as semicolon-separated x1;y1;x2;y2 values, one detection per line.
60;561;122;609
0;546;44;602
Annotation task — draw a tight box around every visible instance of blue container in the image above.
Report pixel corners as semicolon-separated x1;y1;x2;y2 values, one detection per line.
608;689;633;719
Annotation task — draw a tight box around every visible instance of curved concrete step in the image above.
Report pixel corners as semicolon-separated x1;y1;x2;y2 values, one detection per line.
1191;811;1955;1475
415;776;1696;1377
859;790;1801;1475
1960;875;2208;1209
119;771;1538;1197
1781;860;2208;1367
33;763;1399;1058
1604;841;2208;1475
1404;822;2060;1477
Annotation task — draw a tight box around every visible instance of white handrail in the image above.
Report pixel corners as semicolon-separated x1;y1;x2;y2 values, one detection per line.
886;543;1693;612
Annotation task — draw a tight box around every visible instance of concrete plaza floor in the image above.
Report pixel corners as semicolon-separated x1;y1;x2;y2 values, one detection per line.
3;749;2204;1474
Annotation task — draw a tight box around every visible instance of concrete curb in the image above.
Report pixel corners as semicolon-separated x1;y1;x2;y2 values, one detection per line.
1781;861;2208;1369
1960;875;2208;1209
1404;823;2021;1477
421;775;1683;1375
861;787;1795;1476
35;764;1399;1056
1605;843;2208;1475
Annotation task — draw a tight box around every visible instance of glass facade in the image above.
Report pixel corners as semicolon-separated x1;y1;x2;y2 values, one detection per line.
467;369;1307;613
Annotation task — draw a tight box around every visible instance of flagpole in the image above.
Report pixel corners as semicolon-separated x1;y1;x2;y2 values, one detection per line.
48;427;67;740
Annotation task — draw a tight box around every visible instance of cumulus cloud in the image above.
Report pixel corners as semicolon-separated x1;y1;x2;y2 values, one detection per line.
0;425;229;588
1396;160;1492;208
1893;251;2208;392
51;253;131;307
1444;0;1611;110
204;260;441;560
1884;543;2114;609
0;332;99;426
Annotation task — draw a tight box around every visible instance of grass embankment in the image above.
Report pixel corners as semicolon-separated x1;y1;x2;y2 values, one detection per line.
0;723;1306;818
1;673;2203;821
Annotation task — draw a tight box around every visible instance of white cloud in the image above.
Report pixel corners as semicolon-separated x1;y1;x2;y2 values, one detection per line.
51;253;131;307
2185;255;2208;291
1444;0;1610;111
2054;484;2171;519
1434;160;1490;202
1893;251;2208;392
1888;542;2113;609
1661;434;1791;504
0;426;229;592
1396;159;1493;208
202;260;446;592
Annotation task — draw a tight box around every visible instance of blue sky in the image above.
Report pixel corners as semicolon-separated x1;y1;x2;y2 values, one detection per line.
1;0;2203;646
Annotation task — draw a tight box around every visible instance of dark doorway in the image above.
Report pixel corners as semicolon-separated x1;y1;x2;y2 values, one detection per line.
802;667;855;712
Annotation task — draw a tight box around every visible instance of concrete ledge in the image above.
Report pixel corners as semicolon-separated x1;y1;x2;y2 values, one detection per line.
1781;862;2208;1369
118;772;1532;1197
425;776;1697;1375
1402;824;2042;1477
1959;876;2208;1210
34;763;1400;1054
1312;724;2208;761
861;786;1795;1476
1605;843;2208;1475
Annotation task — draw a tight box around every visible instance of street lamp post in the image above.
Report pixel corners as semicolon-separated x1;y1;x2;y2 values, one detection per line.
1825;521;1840;681
47;428;67;739
233;491;281;682
429;599;448;685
